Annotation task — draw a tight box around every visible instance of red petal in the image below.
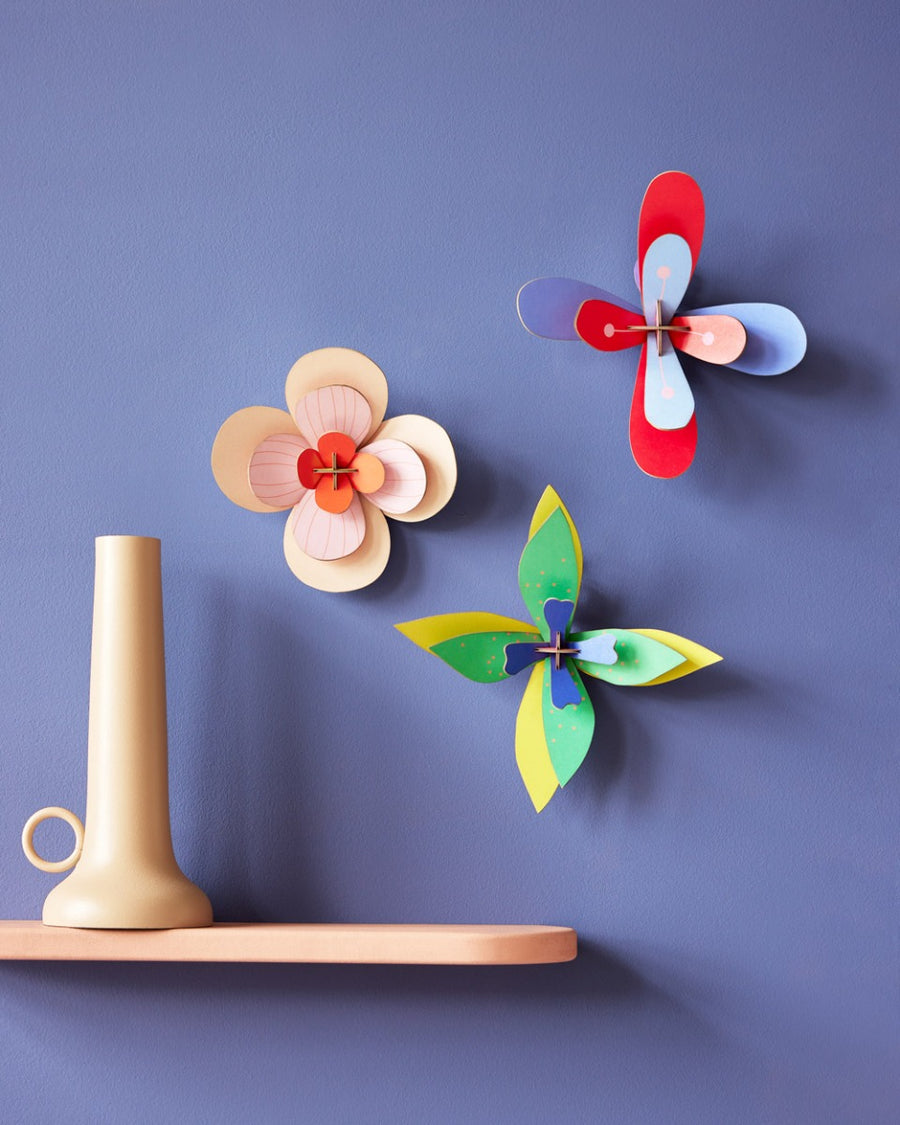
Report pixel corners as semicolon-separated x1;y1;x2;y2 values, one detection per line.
297;448;323;490
575;300;646;352
629;344;697;478
638;172;705;282
317;431;358;465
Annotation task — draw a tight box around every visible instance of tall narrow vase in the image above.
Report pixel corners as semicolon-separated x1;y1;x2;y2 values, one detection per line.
22;536;212;929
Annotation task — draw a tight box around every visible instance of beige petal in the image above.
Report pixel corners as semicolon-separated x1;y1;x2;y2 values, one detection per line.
284;349;388;445
366;415;457;523
212;406;300;513
283;498;391;592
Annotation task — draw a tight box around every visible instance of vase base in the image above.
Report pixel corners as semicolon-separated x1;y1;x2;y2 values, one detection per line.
41;865;212;930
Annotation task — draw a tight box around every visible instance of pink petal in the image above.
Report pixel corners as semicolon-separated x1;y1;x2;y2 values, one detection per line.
291;385;373;447
249;434;308;507
288;490;367;561
358;438;427;515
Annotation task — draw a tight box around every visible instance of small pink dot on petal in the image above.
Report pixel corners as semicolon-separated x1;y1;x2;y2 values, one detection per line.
662;386;675;399
603;323;615;338
656;266;671;280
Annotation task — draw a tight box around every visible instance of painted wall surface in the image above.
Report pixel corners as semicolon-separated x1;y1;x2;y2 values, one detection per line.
1;2;897;1122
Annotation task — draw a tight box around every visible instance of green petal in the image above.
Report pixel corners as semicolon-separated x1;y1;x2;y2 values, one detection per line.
541;662;594;786
571;628;686;686
629;628;723;684
518;506;581;631
430;630;545;683
527;487;583;587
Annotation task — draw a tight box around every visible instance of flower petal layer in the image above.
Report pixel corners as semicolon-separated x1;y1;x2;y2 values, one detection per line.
359;437;426;514
395;612;539;652
515;663;559;812
293;386;372;448
541;663;594;787
284;499;390;592
297;448;324;489
430;630;544;683
671;315;747;365
350;451;386;495
575;299;646;351
628;628;722;685
629;344;697;479
285;349;387;442
248;434;309;508
638;171;704;281
289;489;366;560
212;406;301;513
684;303;807;375
570;628;685;685
364;416;456;522
315;473;355;514
517;277;642;341
518;507;580;632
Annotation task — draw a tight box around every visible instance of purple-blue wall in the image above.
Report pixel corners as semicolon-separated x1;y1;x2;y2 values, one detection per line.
2;2;897;1121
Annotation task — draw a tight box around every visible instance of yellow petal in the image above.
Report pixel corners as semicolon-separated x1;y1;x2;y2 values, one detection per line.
395;612;538;653
629;628;722;685
515;663;559;812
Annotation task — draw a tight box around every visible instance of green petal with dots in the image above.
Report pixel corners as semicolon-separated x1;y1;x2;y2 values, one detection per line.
429;630;546;683
570;628;686;686
541;661;594;786
518;505;581;633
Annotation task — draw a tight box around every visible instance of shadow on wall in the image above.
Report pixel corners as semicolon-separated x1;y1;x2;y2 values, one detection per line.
0;938;683;1012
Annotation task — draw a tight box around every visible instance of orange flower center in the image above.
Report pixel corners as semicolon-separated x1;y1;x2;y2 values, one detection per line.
296;432;385;514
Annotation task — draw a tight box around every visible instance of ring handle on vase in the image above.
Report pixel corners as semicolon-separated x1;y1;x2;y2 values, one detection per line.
22;807;85;873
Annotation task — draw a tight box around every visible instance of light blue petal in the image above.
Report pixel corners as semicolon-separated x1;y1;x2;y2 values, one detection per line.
684;303;807;375
518;278;640;340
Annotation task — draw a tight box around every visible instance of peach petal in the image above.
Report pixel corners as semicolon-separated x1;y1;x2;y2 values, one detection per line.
350;451;386;495
292;384;373;448
212;406;301;513
289;490;366;561
248;434;308;508
285;350;388;445
283;500;390;591
359;438;427;515
362;416;456;522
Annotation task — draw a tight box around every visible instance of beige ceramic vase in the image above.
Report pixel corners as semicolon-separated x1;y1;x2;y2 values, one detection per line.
22;536;212;929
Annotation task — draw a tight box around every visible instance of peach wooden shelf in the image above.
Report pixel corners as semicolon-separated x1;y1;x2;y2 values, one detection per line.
0;921;577;965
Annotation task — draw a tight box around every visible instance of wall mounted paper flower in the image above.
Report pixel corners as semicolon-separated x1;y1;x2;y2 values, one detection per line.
212;348;457;592
396;488;721;811
517;172;807;478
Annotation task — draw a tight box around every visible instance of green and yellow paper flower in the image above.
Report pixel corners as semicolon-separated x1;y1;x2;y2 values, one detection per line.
396;487;721;811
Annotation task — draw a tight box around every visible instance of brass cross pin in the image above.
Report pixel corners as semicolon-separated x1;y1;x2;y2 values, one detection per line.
313;452;358;490
534;631;580;671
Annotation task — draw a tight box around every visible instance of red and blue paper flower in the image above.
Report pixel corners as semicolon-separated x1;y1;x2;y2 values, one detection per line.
517;172;807;478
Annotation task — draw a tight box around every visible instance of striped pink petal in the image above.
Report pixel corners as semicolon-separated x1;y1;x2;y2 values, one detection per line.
249;434;308;507
291;385;373;447
288;489;367;561
358;438;427;515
